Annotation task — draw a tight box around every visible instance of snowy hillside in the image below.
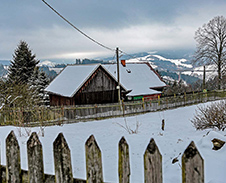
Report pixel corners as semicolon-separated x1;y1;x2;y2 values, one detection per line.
38;60;56;67
124;52;218;83
125;53;193;70
0;51;207;84
183;64;217;80
0;101;225;183
123;52;201;84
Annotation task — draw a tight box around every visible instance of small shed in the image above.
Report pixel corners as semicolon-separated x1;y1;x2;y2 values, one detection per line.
45;63;166;106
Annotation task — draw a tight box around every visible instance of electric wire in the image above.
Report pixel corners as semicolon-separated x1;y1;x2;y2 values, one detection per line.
41;0;215;75
41;0;168;65
120;50;147;62
41;0;115;52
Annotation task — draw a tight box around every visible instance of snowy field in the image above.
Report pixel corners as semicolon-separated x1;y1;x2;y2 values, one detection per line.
0;101;225;183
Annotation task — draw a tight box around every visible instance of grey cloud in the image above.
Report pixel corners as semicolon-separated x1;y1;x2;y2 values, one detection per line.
1;0;226;59
1;0;186;30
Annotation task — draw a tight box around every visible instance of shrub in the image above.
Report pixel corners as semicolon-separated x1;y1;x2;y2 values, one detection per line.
191;100;226;131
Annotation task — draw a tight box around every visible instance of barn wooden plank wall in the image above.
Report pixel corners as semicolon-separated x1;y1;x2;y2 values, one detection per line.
1;130;204;183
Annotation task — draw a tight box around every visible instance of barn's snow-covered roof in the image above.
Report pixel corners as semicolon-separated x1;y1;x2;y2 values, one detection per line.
103;63;166;96
45;63;166;97
45;64;100;97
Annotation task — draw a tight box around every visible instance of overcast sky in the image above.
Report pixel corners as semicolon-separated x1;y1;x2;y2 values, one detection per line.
1;0;226;60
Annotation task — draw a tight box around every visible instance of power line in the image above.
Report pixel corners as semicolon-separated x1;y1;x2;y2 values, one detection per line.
41;0;115;52
120;50;143;61
41;0;158;64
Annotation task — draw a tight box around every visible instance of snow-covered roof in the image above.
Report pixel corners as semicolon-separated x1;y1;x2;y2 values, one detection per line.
103;63;165;96
45;64;100;97
45;63;166;97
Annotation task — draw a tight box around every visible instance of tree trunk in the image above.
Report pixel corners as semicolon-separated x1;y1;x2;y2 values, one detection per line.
218;61;222;90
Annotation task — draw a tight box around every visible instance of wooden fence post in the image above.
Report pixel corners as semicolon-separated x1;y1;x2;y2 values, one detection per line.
6;130;21;183
144;138;162;183
182;141;204;183
85;135;103;183
27;132;44;183
118;137;130;183
158;95;160;106
53;133;73;183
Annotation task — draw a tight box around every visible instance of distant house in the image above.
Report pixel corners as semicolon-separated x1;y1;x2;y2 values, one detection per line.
45;63;166;106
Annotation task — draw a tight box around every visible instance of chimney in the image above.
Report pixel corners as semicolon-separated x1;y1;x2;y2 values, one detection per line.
121;60;126;67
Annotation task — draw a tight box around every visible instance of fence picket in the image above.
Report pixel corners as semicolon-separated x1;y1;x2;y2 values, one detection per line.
182;141;204;183
118;137;130;183
85;135;103;183
27;132;44;183
144;138;162;183
53;133;73;183
0;130;208;183
6;130;21;183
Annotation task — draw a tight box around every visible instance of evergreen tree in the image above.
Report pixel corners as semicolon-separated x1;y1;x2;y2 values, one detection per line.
28;67;40;105
28;68;50;105
38;70;50;105
8;41;39;84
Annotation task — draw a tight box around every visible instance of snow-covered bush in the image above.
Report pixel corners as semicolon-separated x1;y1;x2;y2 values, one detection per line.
191;100;226;131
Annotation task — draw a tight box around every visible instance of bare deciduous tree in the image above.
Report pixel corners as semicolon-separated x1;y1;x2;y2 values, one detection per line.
194;16;226;90
191;101;226;131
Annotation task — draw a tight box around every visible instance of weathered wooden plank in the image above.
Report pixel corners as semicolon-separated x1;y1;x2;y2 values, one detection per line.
53;133;73;183
6;130;21;183
27;132;44;183
182;141;204;183
118;137;130;183
85;135;103;183
144;138;162;183
0;164;86;183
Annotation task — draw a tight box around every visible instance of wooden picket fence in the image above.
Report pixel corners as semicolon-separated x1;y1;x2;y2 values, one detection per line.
1;90;226;127
1;130;204;183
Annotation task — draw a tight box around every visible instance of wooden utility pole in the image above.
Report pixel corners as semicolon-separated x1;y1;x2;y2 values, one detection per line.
116;47;121;104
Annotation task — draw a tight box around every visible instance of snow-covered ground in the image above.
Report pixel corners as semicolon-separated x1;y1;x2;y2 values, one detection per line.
0;101;225;183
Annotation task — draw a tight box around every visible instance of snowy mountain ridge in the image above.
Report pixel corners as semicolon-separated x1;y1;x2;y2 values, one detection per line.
152;55;192;68
182;64;217;80
38;60;56;67
0;51;206;84
125;53;193;71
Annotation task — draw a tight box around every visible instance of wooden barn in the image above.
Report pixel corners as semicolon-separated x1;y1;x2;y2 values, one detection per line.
45;63;166;106
45;64;126;106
